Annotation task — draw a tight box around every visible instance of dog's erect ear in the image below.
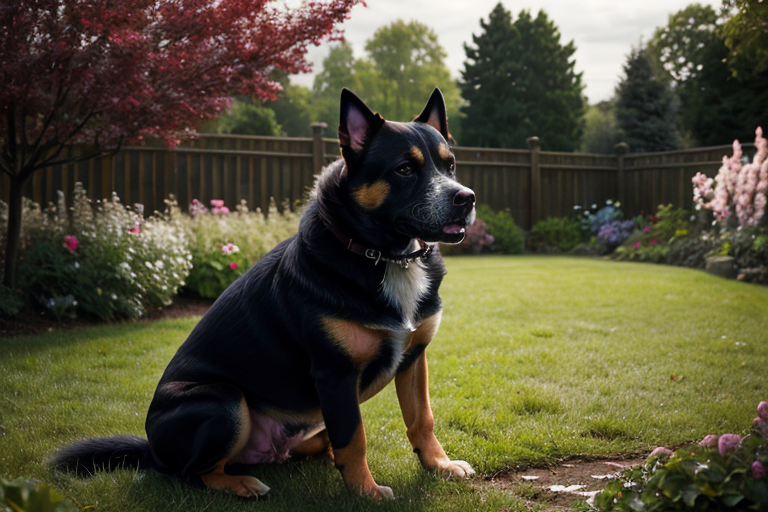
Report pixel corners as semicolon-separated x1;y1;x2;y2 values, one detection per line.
414;88;449;140
338;88;385;154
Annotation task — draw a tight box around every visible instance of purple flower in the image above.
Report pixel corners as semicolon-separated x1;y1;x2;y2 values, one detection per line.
758;401;768;421
753;461;765;479
717;434;742;456
649;446;673;458
699;434;718;447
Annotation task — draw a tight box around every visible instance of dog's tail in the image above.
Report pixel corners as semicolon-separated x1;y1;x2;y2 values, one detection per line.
49;435;156;476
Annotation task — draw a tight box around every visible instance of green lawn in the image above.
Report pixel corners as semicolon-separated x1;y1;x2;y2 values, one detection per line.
2;256;767;512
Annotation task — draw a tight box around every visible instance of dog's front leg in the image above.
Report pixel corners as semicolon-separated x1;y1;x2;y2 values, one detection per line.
315;370;394;500
395;347;475;479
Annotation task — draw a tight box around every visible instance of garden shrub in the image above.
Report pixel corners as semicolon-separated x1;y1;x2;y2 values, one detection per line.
0;284;22;317
731;227;768;284
613;204;693;264
181;198;300;298
13;184;192;321
528;216;581;253
666;235;715;269
475;204;525;254
594;400;768;511
1;477;77;512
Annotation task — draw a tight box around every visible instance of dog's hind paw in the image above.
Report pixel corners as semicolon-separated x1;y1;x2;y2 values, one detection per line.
435;460;475;479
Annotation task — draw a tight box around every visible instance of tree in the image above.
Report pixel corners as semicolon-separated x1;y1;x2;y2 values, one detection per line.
581;101;621;154
0;0;361;289
647;3;768;146
721;0;768;74
311;23;462;139
363;20;459;123
460;3;584;151
615;46;681;152
216;101;283;137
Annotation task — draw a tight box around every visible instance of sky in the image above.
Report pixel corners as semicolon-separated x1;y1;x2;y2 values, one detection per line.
292;0;723;105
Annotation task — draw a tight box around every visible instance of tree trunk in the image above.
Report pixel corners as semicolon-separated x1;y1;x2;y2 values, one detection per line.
3;175;25;290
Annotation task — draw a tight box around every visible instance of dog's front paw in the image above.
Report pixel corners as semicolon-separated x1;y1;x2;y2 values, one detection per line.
372;484;395;500
435;459;475;479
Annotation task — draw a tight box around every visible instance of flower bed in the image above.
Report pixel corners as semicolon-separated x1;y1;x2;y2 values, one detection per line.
0;186;299;319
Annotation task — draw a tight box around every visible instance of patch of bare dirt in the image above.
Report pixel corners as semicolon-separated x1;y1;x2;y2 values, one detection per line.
477;457;645;511
0;295;213;338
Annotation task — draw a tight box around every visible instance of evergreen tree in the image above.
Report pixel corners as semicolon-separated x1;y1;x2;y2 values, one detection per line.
615;46;681;152
459;3;584;151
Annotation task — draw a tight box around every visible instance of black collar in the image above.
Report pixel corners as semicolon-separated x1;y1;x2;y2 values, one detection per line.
325;223;433;269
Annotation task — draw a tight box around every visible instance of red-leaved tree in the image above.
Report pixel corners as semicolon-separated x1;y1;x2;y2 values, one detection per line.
0;0;363;289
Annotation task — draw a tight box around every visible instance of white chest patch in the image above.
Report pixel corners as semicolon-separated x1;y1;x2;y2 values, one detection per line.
380;259;430;331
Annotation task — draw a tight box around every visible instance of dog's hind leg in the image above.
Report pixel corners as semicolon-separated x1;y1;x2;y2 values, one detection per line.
145;382;269;497
291;424;332;459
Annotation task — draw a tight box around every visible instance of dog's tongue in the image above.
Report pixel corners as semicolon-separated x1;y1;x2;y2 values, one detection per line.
442;223;464;235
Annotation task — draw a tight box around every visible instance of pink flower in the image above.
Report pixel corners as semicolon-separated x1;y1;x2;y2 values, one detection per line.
210;199;224;208
699;434;718;447
649;446;673;458
717;434;742;456
753;461;765;479
229;262;238;270
758;401;768;420
643;226;650;233
63;236;79;253
633;242;641;250
221;243;240;255
650;239;658;246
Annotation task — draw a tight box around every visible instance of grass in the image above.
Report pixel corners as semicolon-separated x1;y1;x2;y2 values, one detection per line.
1;256;767;511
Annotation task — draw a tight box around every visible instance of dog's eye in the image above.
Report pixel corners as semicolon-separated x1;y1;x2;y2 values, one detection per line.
395;164;414;177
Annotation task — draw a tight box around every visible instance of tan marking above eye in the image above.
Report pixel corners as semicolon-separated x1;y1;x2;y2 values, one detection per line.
438;143;452;161
352;180;390;210
409;146;425;164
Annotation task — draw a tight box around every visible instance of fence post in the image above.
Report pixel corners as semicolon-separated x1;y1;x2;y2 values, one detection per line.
527;136;541;229
615;142;629;208
311;122;328;175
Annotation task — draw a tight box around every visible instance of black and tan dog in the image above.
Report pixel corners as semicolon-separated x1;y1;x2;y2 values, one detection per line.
52;88;476;500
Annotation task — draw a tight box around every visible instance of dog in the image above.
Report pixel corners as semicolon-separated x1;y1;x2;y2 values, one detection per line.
51;88;477;500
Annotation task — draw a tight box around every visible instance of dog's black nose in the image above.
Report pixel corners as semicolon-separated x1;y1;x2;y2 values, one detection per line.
453;188;476;207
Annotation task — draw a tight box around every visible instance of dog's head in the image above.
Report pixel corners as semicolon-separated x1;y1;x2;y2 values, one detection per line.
337;88;475;247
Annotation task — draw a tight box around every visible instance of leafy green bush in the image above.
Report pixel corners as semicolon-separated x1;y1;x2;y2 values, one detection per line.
613;205;694;264
595;400;768;511
1;477;77;512
475;204;525;254
528;216;581;253
182;198;300;298
0;284;22;317
666;235;715;269
731;227;768;284
14;184;192;320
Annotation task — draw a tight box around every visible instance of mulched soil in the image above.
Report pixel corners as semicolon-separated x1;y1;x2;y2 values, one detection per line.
0;295;213;338
479;457;645;511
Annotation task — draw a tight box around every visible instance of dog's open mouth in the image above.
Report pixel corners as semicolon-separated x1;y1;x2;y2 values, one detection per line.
442;223;465;235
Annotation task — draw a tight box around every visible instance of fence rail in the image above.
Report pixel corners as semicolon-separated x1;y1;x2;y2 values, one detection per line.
1;127;751;230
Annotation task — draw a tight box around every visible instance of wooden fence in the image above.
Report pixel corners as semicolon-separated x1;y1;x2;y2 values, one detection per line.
1;127;751;230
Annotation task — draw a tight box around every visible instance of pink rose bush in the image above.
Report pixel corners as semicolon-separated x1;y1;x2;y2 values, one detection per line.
595;399;768;511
